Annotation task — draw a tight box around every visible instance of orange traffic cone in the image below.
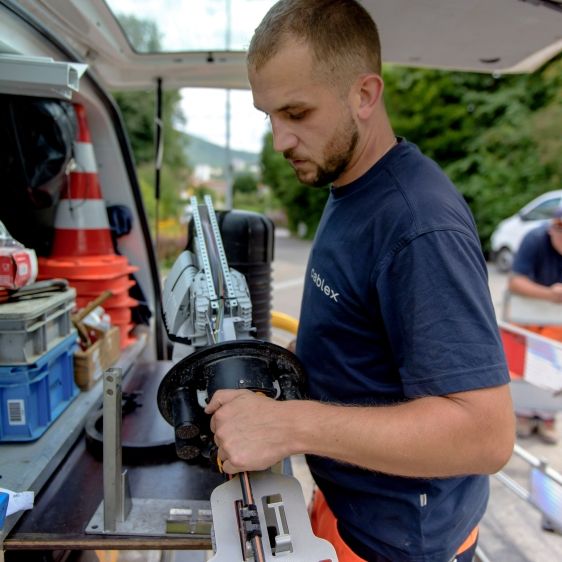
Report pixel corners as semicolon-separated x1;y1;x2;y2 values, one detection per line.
38;104;139;349
50;103;115;257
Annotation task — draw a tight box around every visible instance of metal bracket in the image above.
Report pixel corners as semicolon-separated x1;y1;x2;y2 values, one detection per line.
86;367;213;538
191;195;219;309
204;195;237;306
208;471;337;561
495;443;562;534
102;368;132;531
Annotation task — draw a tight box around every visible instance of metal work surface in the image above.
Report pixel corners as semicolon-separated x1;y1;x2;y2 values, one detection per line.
2;360;224;552
87;498;212;538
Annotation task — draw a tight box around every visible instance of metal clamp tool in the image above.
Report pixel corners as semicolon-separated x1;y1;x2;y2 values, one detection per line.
158;196;337;561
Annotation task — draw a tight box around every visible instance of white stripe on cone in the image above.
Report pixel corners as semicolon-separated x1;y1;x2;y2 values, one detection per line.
74;141;97;173
54;199;109;229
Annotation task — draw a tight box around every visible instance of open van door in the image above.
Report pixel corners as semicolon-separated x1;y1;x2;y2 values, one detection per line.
10;0;562;93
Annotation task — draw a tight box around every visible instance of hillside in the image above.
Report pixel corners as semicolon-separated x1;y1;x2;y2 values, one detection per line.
183;133;259;168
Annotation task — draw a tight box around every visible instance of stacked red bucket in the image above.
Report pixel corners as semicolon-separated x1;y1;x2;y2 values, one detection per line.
38;104;138;349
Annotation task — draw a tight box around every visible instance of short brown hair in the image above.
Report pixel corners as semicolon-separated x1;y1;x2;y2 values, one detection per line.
247;0;381;90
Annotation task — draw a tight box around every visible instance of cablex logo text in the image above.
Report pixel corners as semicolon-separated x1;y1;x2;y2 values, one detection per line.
310;268;339;302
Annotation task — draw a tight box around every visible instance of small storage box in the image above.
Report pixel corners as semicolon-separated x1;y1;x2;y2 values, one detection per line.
0;332;79;442
0;288;76;364
0;491;8;530
74;326;120;390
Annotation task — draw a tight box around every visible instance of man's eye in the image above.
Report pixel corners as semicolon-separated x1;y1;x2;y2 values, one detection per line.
288;111;307;120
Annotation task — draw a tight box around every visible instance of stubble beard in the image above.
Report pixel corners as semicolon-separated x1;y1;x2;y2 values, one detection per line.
286;116;359;188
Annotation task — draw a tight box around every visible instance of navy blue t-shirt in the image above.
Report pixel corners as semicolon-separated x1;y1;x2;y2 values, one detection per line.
296;139;510;562
512;226;562;286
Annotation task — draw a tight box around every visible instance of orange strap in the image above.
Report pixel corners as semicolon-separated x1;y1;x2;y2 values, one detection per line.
310;490;366;562
516;324;562;343
535;325;562;343
310;489;478;561
456;524;479;554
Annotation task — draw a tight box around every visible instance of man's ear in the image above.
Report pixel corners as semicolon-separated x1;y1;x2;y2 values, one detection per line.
354;74;384;120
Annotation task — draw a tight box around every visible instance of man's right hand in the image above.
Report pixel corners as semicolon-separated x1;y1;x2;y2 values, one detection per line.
550;283;562;303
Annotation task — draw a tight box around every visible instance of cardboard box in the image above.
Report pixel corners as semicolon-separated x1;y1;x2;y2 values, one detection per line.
74;326;120;390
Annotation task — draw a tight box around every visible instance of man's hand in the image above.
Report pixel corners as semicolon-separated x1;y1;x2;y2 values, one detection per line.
510;274;562;303
550;282;562;303
205;389;294;474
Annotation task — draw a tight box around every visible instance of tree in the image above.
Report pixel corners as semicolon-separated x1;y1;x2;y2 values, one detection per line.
383;55;562;252
113;88;187;168
111;14;188;169
110;14;191;235
233;172;258;195
116;14;162;52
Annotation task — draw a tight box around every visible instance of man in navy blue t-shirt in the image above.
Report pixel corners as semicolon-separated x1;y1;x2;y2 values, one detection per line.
206;2;515;561
508;210;562;444
510;210;562;303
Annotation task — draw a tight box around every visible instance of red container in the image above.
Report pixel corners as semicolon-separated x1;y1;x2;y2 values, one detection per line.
71;275;135;294
105;306;132;326
75;287;136;309
500;327;526;378
38;255;137;280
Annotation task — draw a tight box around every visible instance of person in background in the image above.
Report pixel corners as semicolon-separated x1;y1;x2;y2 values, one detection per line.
508;207;562;444
206;2;515;561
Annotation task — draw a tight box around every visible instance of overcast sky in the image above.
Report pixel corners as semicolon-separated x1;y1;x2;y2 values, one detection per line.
181;88;268;154
107;0;276;153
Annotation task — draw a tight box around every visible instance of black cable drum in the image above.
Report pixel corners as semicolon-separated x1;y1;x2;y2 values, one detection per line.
217;210;274;341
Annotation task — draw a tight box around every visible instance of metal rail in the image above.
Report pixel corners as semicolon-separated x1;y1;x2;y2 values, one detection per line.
204;194;236;306
191;195;219;309
493;443;562;538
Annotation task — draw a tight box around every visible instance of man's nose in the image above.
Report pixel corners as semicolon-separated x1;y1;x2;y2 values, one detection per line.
271;119;298;153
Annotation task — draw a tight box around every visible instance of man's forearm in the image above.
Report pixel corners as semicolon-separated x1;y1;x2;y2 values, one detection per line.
509;274;557;301
289;385;514;477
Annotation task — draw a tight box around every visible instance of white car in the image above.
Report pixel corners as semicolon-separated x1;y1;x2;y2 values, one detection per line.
490;190;562;272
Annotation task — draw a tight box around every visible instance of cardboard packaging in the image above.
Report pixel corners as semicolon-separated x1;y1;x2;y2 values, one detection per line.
73;326;120;390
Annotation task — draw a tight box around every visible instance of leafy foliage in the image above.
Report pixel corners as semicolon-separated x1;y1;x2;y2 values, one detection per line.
136;163;190;225
116;14;162;52
113;88;188;169
110;13;191;243
233;172;258;195
384;55;562;252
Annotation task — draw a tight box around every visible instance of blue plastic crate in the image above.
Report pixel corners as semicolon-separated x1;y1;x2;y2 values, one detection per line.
0;491;8;530
0;332;79;442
